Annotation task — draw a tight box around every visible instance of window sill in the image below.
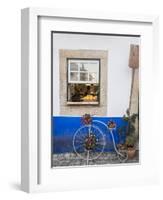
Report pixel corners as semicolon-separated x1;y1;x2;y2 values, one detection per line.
67;101;99;105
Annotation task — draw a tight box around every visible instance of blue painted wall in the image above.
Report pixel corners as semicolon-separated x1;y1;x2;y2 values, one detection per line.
52;116;127;154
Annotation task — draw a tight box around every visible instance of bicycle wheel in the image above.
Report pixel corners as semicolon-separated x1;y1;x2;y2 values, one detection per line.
73;124;106;161
117;150;128;163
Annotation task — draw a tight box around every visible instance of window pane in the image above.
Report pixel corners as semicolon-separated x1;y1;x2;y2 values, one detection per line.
80;72;88;81
81;63;99;73
89;72;97;82
70;72;78;81
67;83;100;103
80;63;88;71
70;62;78;71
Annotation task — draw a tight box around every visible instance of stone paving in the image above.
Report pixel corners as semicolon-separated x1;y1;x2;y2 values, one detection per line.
52;151;139;167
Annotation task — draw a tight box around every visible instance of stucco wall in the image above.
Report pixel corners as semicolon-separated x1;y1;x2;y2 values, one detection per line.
52;33;140;117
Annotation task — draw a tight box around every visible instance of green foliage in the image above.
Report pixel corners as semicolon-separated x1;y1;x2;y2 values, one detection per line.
123;109;138;136
125;135;136;147
118;109;138;147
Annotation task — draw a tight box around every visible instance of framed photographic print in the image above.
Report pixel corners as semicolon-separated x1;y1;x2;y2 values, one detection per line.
21;8;159;192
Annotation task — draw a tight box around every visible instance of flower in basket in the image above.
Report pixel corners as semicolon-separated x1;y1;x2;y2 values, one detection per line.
82;113;92;125
84;134;97;150
107;120;116;129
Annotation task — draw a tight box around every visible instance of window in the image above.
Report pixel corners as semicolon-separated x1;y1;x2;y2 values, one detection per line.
67;59;100;105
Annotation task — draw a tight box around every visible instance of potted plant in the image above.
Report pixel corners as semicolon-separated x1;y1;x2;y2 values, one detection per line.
118;109;138;159
125;135;136;159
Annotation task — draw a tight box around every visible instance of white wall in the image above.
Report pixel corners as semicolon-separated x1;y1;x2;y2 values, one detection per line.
53;33;140;116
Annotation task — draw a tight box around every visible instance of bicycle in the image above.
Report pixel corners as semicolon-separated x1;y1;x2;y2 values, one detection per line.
73;114;128;165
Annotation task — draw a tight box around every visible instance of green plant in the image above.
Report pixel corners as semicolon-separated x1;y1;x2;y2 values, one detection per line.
125;135;136;148
123;109;138;136
118;109;138;147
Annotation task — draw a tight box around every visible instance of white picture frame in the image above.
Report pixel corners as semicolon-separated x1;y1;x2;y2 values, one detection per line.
21;7;159;193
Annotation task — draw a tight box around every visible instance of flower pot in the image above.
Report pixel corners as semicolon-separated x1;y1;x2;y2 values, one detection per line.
127;148;136;159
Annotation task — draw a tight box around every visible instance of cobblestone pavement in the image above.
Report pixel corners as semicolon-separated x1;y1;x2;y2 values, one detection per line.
52;151;139;167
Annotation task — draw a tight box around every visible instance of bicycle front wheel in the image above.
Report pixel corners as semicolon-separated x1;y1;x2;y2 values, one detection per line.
73;124;106;161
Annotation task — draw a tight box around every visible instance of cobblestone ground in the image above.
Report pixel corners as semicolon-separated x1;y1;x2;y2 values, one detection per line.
52;151;139;167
